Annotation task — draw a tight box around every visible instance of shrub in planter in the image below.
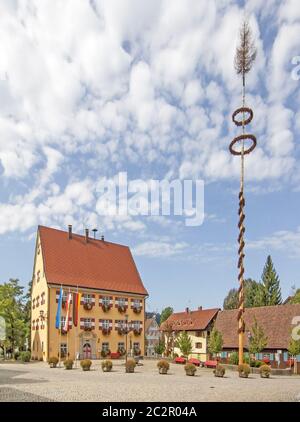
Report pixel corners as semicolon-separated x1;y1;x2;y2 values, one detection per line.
102;360;113;372
157;360;170;374
184;363;197;376
125;359;136;373
48;357;59;368
80;359;92;371
259;364;271;378
20;351;31;363
214;364;225;378
133;348;141;356
254;360;264;368
238;363;250;378
64;359;74;370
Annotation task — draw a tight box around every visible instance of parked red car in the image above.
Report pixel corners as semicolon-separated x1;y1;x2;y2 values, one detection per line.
188;358;201;367
204;360;218;368
174;357;186;364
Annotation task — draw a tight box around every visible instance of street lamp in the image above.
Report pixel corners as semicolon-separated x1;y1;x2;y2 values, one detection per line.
125;314;128;364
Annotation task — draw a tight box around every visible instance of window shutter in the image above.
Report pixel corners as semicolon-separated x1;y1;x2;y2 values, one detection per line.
99;295;102;306
80;318;84;329
92;318;95;330
80;295;84;305
92;294;95;305
56;290;60;303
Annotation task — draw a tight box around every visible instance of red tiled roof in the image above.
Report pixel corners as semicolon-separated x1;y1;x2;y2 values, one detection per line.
215;304;300;350
38;226;148;295
161;308;220;331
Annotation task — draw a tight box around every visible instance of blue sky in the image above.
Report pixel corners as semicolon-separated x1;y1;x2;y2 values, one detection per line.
0;0;300;313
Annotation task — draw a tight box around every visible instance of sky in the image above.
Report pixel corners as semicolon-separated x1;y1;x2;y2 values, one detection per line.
0;0;300;313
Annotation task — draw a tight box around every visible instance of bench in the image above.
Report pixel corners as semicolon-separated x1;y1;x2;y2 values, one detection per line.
188;358;201;367
174;357;186;364
110;352;120;359
204;360;218;368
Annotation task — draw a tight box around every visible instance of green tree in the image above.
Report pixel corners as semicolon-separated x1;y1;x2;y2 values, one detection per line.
175;331;192;358
208;328;223;356
223;279;262;310
259;255;282;306
289;288;300;304
248;317;268;354
288;338;300;357
0;279;28;357
154;340;165;356
160;307;173;325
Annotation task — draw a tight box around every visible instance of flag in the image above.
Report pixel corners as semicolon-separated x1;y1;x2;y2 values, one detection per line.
63;292;72;332
55;287;63;329
73;292;78;327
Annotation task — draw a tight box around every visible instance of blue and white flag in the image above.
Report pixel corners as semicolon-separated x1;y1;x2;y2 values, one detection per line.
55;287;63;329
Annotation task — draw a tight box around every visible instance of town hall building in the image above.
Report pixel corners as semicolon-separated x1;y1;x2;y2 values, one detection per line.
31;225;148;361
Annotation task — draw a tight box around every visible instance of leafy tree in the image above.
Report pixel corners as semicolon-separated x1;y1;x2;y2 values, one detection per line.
160;307;173;325
223;279;262;310
259;255;282;306
154;340;165;356
289;288;300;304
0;279;28;357
288;338;300;357
175;331;193;358
248;317;268;354
208;328;223;356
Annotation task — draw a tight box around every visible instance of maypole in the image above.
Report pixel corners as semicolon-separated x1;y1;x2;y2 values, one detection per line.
229;20;257;365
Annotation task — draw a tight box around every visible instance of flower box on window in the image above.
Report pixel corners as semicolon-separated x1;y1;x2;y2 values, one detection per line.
133;328;142;336
117;327;127;335
60;329;67;336
102;327;111;335
83;302;93;311
84;324;92;331
117;304;127;313
133;306;142;314
101;349;111;358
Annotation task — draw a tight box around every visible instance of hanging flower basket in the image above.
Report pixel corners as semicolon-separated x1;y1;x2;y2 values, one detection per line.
83;302;93;310
118;304;127;313
102;303;110;312
84;325;92;331
118;327;127;335
133;307;142;314
102;327;111;335
133;328;142;336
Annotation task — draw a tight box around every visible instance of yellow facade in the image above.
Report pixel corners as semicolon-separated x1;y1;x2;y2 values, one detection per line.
31;232;146;361
173;331;209;362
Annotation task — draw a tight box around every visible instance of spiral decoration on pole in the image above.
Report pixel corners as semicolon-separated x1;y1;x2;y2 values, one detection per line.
230;21;257;366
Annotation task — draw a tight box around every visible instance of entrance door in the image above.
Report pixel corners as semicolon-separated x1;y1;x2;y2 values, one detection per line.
83;343;91;359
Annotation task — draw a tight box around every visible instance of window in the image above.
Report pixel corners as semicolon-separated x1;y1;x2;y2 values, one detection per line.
41;292;45;305
132;321;140;330
84;294;92;304
35;319;39;330
118;342;125;349
36;296;40;307
118;297;126;306
60;316;66;328
32;298;35;310
84;318;92;329
102;320;110;330
119;320;127;329
32;320;35;330
102;296;110;306
32;341;35;351
37;270;40;283
102;342;109;352
195;331;202;337
132;299;140;308
195;342;203;349
133;342;140;350
62;291;68;302
60;343;67;357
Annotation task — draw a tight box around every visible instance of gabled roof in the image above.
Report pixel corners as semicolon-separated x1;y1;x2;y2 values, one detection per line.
215;304;300;350
38;225;148;295
161;308;220;331
145;317;158;332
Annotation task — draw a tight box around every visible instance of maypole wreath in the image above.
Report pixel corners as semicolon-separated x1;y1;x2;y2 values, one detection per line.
229;20;257;365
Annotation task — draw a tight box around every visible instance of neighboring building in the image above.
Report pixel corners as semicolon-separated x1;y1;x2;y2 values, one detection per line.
161;307;220;362
215;304;300;368
31;225;148;361
145;316;161;357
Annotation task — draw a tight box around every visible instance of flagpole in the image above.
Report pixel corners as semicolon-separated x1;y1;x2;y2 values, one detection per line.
75;286;78;368
67;288;70;361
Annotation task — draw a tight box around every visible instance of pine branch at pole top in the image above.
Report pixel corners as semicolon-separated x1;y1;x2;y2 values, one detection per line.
229;20;257;366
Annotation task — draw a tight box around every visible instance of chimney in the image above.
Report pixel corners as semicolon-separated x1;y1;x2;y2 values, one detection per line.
101;235;104;241
68;225;72;240
185;307;189;314
85;228;89;243
198;306;202;311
